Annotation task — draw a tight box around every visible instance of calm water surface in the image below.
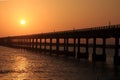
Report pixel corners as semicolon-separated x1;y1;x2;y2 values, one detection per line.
0;46;120;80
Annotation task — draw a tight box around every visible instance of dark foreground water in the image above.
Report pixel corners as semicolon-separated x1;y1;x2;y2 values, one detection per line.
0;46;120;80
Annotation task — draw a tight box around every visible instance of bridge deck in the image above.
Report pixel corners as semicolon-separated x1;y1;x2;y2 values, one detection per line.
0;24;120;65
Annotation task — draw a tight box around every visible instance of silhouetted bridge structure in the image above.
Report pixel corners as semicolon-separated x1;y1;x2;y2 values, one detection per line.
0;24;120;65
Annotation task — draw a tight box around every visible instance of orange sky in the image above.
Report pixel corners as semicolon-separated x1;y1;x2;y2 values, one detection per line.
0;0;120;37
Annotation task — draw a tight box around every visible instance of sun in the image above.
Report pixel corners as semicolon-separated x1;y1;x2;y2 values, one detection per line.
20;20;26;25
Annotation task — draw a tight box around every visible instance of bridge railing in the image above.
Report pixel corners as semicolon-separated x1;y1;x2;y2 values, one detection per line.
0;24;120;65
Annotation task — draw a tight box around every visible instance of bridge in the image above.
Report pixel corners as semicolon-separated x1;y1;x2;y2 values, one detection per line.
0;24;120;65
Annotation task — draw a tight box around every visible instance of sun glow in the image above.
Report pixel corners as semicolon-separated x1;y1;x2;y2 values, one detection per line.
20;20;26;25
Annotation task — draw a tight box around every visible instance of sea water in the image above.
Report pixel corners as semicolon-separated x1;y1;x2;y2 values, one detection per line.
0;46;120;80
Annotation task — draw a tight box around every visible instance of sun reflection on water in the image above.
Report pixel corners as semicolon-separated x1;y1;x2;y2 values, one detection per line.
12;56;29;80
13;56;28;72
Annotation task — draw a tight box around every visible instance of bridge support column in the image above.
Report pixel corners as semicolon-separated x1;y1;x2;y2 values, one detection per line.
73;38;76;57
77;38;80;59
28;39;31;49
65;38;68;57
26;39;28;49
92;38;96;61
24;39;26;48
50;38;52;55
56;38;59;56
24;39;26;49
44;38;46;52
114;37;120;65
92;38;106;62
30;38;33;49
20;39;22;48
20;39;24;49
35;38;38;50
85;38;89;59
77;38;89;59
39;38;41;51
32;38;35;49
102;38;106;61
63;38;66;55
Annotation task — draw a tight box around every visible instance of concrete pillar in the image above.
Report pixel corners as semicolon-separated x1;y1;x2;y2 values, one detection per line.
64;38;66;53
92;38;96;61
86;38;89;59
36;38;38;49
73;38;76;57
28;39;31;49
115;37;119;57
114;37;120;65
92;38;106;62
23;39;25;48
25;39;27;49
44;38;46;51
19;39;21;48
103;38;106;55
21;39;23;48
65;38;68;57
56;38;59;56
102;38;106;61
32;38;34;49
28;39;30;49
50;38;52;55
77;38;89;59
77;38;80;59
39;38;41;50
